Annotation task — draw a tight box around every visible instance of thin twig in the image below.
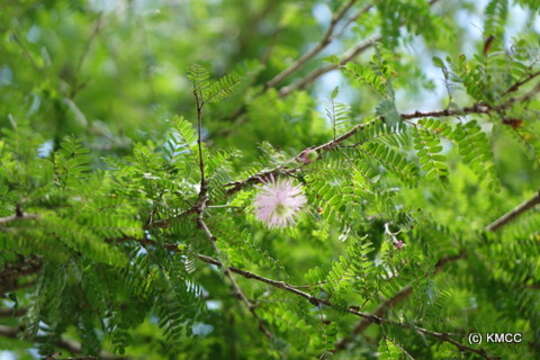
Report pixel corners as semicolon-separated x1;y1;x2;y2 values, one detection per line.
334;286;413;351
333;251;466;351
198;218;274;339
195;253;494;359
0;256;42;296
191;84;273;339
130;73;540;233
335;187;540;350
225;72;539;196
0;307;28;317
278;0;442;96
75;13;104;75
11;27;40;71
335;4;375;38
0;325;128;360
236;1;280;57
503;70;540;95
0;213;39;226
485;190;540;232
0;256;42;280
194;89;207;192
211;0;372;137
71;12;104;97
279;35;379;97
144;207;197;229
0;241;495;359
211;2;374;136
401;103;492;120
506;82;540;105
265;0;359;89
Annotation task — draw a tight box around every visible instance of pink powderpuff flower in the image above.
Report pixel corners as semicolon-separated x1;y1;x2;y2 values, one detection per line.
393;240;405;249
254;176;307;228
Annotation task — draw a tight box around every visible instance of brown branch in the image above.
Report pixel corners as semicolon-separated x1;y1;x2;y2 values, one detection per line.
0;325;128;360
0;325;18;338
335;182;540;350
11;29;40;72
279;0;443;97
401;103;492;120
223;101;489;195
335;4;376;38
196;254;321;302
213;1;448;138
197;213;273;338
191;84;273;339
509;81;540;105
0;256;42;280
105;233;496;359
0;307;28;317
71;12;104;98
212;2;372;135
225;115;387;194
387;74;540;122
0;257;41;296
503;70;540;96
2;254;492;358
196;254;413;314
193;83;207;193
334;187;540;351
0;213;39;226
433;252;467;272
198;218;273;338
224;164;301;195
333;251;466;352
279;35;379;97
144;207;198;229
194;189;273;338
75;13;104;75
131;236;489;357
265;0;361;89
334;286;413;351
225;71;540;196
195;253;494;360
485;190;540;232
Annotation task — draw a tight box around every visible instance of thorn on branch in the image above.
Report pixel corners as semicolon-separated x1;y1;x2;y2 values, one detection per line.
0;205;39;226
15;204;23;218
